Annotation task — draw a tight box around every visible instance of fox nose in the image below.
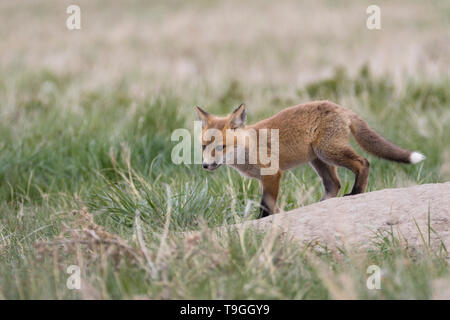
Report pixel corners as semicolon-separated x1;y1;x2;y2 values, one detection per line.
203;162;217;169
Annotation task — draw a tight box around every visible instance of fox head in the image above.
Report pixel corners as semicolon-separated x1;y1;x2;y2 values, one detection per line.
195;103;247;171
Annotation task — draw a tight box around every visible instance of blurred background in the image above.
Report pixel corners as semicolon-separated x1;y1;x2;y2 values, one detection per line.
1;0;449;93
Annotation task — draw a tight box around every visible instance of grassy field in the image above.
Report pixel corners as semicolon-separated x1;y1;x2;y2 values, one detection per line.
0;0;449;299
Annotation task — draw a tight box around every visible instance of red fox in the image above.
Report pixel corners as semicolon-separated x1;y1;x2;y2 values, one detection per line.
196;101;425;218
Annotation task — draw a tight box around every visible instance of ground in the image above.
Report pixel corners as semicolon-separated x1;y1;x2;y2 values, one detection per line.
233;182;450;252
0;0;449;299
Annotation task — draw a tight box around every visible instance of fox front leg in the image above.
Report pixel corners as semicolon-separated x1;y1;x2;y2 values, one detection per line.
258;170;282;218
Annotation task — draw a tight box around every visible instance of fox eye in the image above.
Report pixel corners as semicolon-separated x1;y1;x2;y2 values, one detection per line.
216;145;225;151
202;145;206;151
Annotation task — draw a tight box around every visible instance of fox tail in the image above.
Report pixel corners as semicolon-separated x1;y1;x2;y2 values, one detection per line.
350;116;425;164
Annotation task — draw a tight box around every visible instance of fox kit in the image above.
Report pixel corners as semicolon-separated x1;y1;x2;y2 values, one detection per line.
196;101;425;218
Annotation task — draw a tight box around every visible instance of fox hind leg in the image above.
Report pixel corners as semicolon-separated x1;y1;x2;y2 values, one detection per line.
310;158;341;200
315;145;370;196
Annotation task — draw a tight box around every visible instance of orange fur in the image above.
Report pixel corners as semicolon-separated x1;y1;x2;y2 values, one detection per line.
196;101;423;218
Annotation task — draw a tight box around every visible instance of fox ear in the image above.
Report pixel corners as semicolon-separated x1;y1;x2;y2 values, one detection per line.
229;103;246;129
195;106;210;128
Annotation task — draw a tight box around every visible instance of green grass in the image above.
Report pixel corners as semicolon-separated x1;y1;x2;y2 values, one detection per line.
0;67;449;299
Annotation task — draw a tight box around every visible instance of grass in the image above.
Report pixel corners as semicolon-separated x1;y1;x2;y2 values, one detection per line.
0;0;449;299
0;66;449;299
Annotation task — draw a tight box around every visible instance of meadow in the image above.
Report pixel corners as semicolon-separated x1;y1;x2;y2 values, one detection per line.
0;0;449;299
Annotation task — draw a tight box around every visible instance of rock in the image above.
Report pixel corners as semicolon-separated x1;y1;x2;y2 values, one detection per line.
235;182;450;250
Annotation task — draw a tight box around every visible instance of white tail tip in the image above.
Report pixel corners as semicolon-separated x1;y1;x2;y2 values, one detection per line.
410;152;426;164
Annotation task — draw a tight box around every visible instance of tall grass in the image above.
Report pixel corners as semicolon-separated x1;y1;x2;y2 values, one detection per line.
0;65;449;299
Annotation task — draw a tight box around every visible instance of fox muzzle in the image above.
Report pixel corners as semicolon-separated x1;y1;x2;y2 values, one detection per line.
202;162;221;171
